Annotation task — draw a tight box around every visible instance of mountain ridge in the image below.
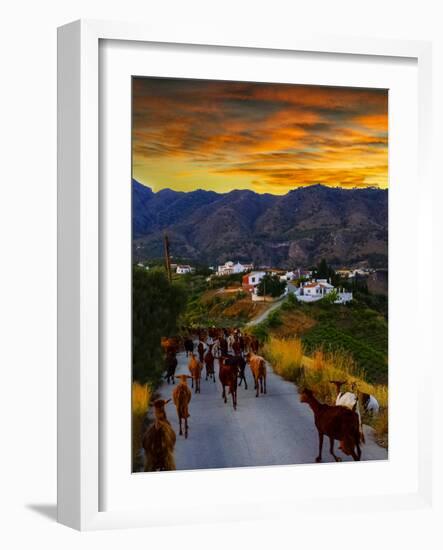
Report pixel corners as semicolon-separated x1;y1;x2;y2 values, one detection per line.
132;179;388;268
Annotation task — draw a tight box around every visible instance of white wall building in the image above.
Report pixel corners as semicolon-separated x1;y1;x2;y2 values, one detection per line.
280;271;297;282
176;265;193;274
295;278;353;304
217;260;253;276
242;270;266;291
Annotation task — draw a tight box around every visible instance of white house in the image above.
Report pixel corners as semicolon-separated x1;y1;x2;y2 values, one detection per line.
280;270;297;282
176;265;193;274
217;260;253;276
295;278;352;304
242;271;266;292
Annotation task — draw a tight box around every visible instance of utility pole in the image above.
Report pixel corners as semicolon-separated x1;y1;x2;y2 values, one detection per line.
163;232;172;283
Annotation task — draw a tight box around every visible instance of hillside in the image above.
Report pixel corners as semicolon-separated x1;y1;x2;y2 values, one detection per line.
133;179;388;268
251;296;388;384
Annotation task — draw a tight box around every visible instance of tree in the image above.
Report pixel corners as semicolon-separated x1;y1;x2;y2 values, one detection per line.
312;259;339;285
132;266;187;384
321;288;339;304
256;274;287;298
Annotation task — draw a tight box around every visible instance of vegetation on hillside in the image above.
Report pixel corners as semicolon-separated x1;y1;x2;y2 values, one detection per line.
248;291;388;385
185;285;268;327
256;273;287;297
132;266;187;385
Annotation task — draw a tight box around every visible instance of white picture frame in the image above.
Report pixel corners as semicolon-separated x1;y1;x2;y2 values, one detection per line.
57;19;433;531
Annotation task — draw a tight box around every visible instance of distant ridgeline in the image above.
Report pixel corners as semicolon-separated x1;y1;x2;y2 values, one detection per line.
132;179;388;269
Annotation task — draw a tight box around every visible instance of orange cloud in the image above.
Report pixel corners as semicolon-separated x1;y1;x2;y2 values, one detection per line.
132;78;388;193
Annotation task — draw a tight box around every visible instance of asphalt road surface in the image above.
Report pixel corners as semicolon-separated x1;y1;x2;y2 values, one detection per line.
157;348;388;470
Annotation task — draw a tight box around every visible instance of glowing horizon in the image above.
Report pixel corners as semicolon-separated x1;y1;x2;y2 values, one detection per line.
132;78;388;195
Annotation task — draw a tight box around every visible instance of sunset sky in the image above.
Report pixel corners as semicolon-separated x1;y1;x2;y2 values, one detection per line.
132;78;388;195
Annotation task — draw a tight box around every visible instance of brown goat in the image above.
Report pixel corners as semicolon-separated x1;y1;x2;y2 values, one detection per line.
300;388;361;462
197;341;205;363
246;352;267;397
161;336;180;356
173;375;192;438
250;336;260;354
142;398;176;471
188;353;202;393
219;356;238;410
204;345;216;382
164;351;178;384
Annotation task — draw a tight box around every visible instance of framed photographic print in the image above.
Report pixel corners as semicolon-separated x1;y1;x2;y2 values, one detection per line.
57;20;433;530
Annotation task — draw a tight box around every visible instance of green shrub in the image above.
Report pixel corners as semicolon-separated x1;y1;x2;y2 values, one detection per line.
132;266;187;384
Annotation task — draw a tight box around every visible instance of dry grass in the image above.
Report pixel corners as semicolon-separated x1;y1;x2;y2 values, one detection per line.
132;382;151;471
271;310;317;338
263;337;389;444
218;297;269;320
262;336;304;379
373;408;389;448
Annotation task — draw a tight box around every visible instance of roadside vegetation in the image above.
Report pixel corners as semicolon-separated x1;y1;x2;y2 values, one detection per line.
133;265;187;385
132;381;151;469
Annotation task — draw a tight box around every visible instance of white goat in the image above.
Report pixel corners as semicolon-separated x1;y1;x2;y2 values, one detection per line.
212;339;221;358
330;381;365;444
360;392;380;415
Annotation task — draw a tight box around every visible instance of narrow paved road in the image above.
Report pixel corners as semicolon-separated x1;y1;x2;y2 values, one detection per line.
157;348;388;470
246;297;287;326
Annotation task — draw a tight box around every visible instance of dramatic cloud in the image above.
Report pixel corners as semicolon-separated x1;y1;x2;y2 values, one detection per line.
132;77;388;194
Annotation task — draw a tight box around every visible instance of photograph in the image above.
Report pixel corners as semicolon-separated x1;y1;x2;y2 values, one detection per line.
131;76;389;472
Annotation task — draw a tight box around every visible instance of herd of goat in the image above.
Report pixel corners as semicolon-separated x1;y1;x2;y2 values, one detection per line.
142;328;380;471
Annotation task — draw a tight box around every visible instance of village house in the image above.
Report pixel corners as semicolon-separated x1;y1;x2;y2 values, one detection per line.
349;267;374;278
295;278;353;304
336;269;352;278
280;270;297;282
176;264;193;275
242;270;267;292
217;260;253;276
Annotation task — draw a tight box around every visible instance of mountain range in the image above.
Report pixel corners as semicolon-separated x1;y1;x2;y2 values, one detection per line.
132;179;388;269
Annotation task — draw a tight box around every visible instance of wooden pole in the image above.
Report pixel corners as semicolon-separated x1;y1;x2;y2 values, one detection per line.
163;232;172;283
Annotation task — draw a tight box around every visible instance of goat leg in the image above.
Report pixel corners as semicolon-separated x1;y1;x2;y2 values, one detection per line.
329;437;342;462
352;442;361;461
316;432;324;462
222;386;227;403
